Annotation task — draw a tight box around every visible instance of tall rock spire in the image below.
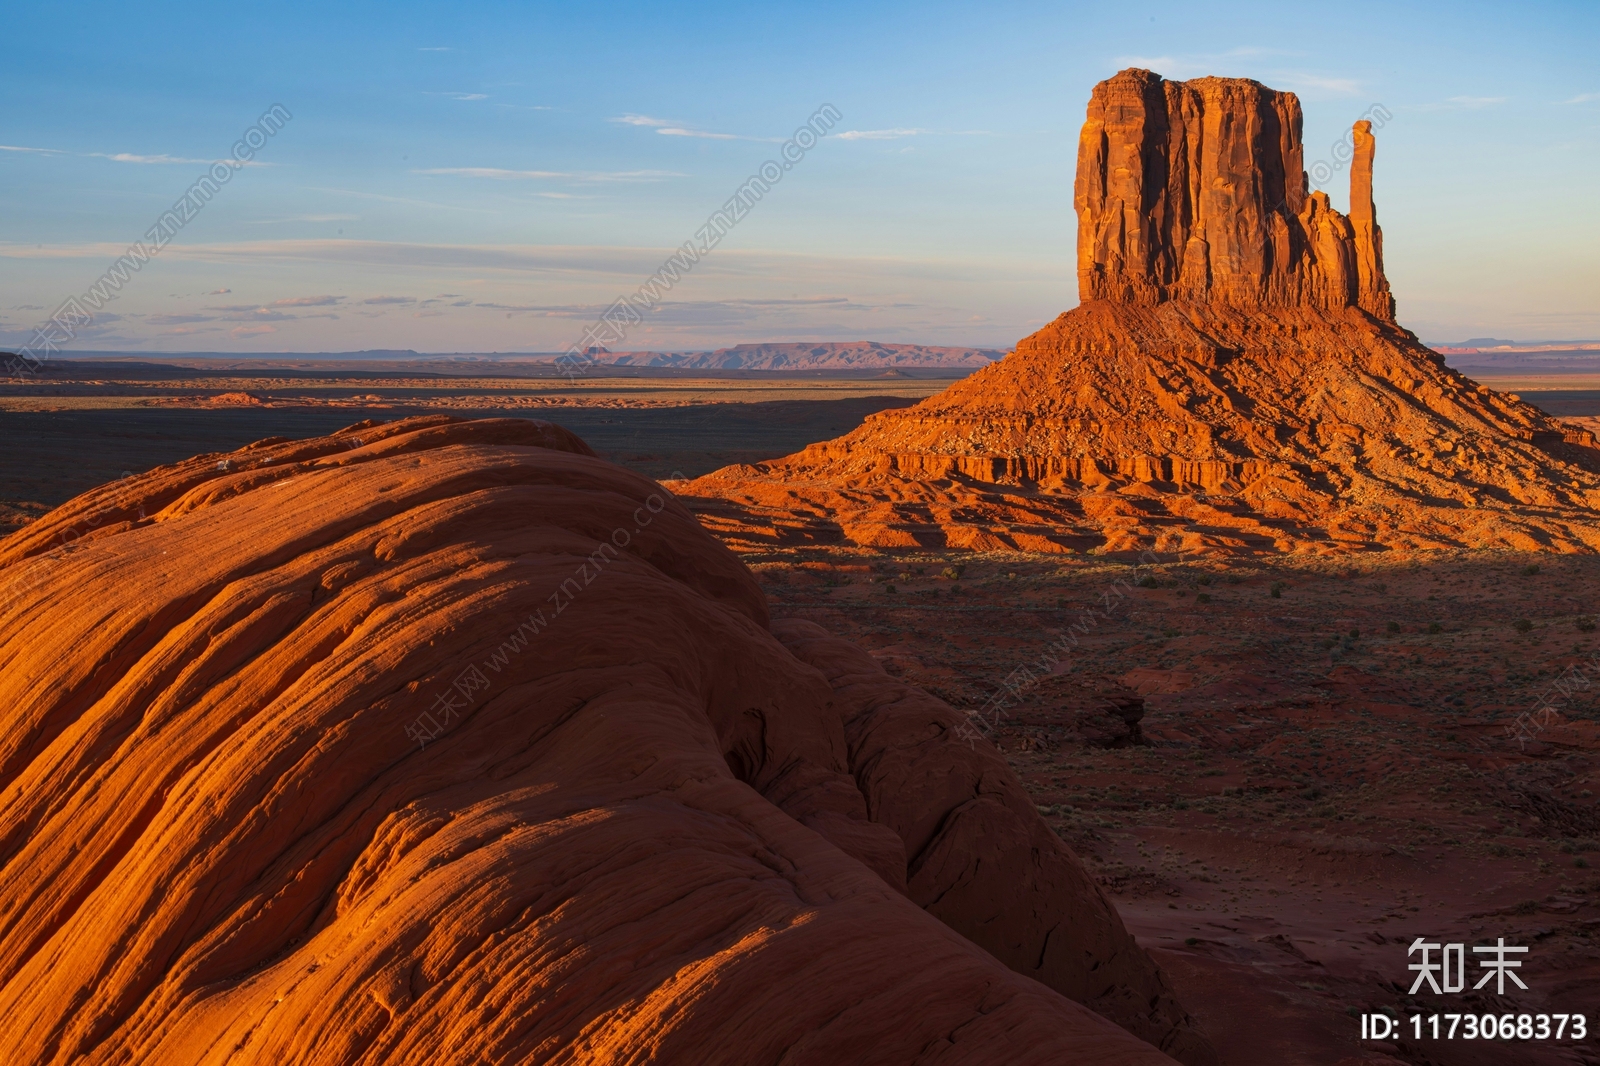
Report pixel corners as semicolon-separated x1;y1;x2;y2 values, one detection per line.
1348;119;1395;320
1075;68;1396;322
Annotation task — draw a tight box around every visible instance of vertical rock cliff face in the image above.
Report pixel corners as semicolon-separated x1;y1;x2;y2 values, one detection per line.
1074;68;1393;320
684;69;1600;555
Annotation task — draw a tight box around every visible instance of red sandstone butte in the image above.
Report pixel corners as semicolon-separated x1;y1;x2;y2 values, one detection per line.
683;69;1600;556
0;415;1213;1065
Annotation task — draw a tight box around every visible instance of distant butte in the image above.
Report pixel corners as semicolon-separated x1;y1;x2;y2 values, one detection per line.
685;69;1600;555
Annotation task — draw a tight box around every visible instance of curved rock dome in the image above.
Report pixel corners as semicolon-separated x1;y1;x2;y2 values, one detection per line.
0;415;1211;1065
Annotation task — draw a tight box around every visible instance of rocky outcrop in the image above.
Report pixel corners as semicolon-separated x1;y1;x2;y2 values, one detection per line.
1075;69;1392;319
683;71;1600;555
0;415;1210;1065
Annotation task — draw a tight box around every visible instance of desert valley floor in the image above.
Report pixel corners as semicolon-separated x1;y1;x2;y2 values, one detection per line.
7;359;1600;1065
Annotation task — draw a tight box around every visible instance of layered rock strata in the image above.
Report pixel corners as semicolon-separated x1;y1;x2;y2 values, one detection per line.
683;70;1600;555
0;416;1212;1065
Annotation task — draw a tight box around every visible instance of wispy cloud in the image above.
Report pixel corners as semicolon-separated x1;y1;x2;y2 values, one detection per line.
1274;72;1362;95
610;114;748;140
1410;95;1508;112
91;152;214;164
426;91;488;101
414;167;682;182
89;151;273;166
1560;92;1599;105
362;295;416;305
205;288;231;295
145;313;213;325
271;295;343;307
247;214;358;224
837;128;927;141
656;127;738;140
0;144;62;154
418;46;453;52
231;324;277;337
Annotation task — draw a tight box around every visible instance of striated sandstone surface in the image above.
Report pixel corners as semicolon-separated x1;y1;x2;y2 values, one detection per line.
682;70;1600;555
0;415;1211;1065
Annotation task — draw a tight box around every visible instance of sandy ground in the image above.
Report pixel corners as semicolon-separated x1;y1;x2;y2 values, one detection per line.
746;548;1600;1064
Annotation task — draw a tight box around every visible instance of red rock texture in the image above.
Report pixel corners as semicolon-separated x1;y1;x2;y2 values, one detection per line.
683;71;1600;555
1076;69;1393;320
0;415;1211;1064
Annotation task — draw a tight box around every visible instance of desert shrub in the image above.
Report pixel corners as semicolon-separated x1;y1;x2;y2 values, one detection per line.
1513;618;1534;633
1137;574;1159;588
1524;563;1541;576
942;565;965;580
1386;620;1401;634
1197;575;1212;586
1270;581;1286;598
1579;616;1597;633
1349;628;1360;639
1196;592;1211;603
1427;622;1443;634
884;584;897;594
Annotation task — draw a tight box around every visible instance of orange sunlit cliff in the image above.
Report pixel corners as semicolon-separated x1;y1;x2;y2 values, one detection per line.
684;69;1600;555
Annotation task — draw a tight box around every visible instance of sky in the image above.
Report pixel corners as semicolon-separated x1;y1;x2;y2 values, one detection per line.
1;0;1596;354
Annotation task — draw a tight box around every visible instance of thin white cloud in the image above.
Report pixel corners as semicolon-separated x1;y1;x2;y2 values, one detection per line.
0;144;62;154
837;128;927;141
612;114;748;139
205;288;231;295
656;128;737;140
362;295;416;305
413;167;682;182
418;46;453;52
270;295;343;307
231;324;277;337
93;152;214;164
246;214;359;224
1274;72;1362;95
1561;92;1600;104
425;91;488;101
89;152;273;166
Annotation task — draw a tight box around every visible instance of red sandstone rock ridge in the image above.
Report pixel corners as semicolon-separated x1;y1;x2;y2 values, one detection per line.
684;70;1600;555
0;415;1211;1064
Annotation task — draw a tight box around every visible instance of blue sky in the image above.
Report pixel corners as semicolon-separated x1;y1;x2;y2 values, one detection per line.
2;0;1596;353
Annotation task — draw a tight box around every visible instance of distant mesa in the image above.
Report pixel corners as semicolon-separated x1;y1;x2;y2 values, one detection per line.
684;69;1600;555
588;341;1005;371
0;416;1212;1064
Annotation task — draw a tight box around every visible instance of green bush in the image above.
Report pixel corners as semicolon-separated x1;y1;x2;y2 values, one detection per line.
1270;581;1287;598
1513;618;1533;633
